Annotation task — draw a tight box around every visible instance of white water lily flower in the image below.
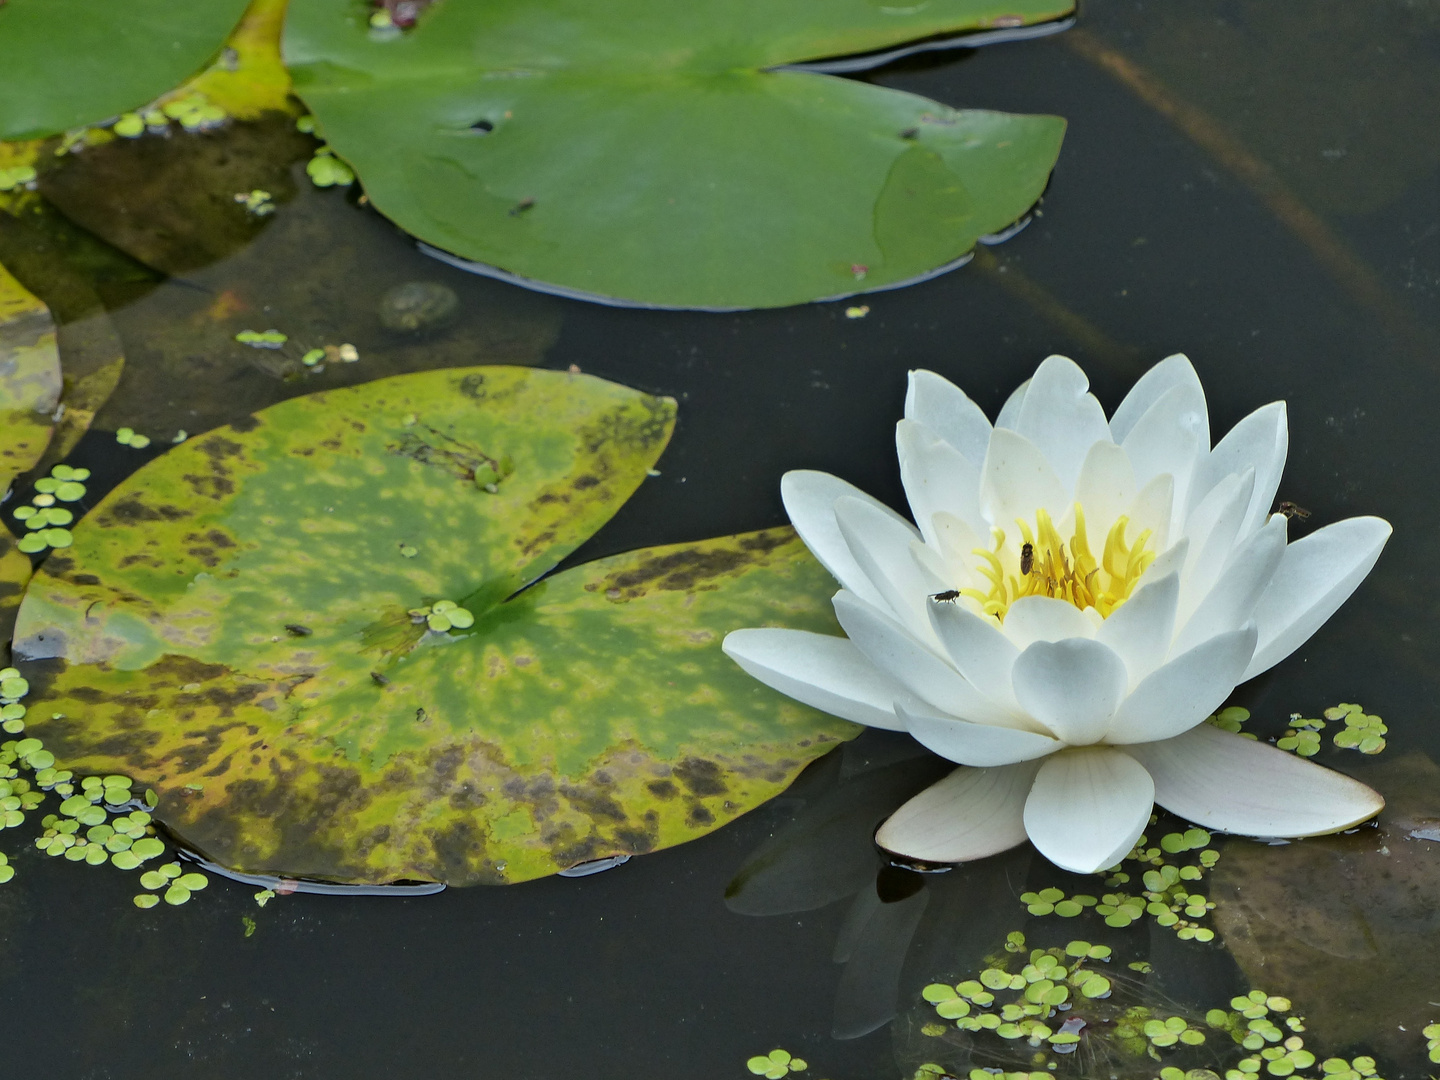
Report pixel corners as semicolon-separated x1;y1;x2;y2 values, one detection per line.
723;354;1391;874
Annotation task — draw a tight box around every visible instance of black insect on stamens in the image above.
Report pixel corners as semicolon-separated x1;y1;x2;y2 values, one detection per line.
1020;542;1035;575
284;624;313;637
931;589;960;602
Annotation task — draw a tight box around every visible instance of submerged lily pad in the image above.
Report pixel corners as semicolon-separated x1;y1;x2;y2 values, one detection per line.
0;0;251;139
0;533;33;667
284;0;1071;309
14;366;854;884
0;260;61;497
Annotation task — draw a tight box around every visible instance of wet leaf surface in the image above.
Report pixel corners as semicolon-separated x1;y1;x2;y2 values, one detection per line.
284;0;1071;308
13;366;856;883
1210;751;1440;1063
0;0;252;139
0;259;61;496
0;530;33;666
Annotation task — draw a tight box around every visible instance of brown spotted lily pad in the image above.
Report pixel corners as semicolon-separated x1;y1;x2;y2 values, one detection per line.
0;259;61;498
11;366;855;884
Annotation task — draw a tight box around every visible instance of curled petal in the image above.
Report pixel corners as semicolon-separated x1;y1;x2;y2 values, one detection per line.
1011;638;1127;746
1013;355;1113;493
1177;468;1255;626
1242;516;1392;679
1109;353;1209;447
721;629;910;731
1124;723;1383;836
1188;400;1287;541
876;761;1041;864
897;701;1062;767
1003;595;1098;650
896;419;984;549
782;470;913;611
1121;384;1207;535
980;428;1070;533
833;591;1021;729
1023;747;1155;874
835;495;942;640
927;596;1021;713
1102;625;1256;744
1171;514;1285;656
905;369;991;467
995;377;1031;430
1096;570;1179;688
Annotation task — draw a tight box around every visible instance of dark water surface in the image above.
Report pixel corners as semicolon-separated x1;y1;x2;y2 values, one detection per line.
3;1;1440;1077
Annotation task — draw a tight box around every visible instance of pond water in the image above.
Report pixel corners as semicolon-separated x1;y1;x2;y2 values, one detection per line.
3;1;1440;1077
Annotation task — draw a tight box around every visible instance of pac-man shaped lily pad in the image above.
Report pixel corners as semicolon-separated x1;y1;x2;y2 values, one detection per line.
284;0;1071;309
0;0;252;139
12;367;855;884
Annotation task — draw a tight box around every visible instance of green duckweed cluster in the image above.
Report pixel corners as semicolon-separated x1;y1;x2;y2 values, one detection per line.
1204;993;1387;1080
233;188;276;216
0;164;37;192
921;936;1115;1052
1324;704;1386;755
0;672;214;908
115;427;152;449
746;1049;808;1078
1423;1023;1439;1064
1206;706;1257;739
1019;822;1217;942
409;599;476;633
10;463;89;553
307;146;355;188
108;91;228;139
236;329;288;348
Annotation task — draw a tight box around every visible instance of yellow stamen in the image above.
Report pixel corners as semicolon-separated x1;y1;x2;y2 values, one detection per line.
965;502;1156;622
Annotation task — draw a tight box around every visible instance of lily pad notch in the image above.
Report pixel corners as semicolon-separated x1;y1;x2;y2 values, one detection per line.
284;0;1074;309
13;366;857;886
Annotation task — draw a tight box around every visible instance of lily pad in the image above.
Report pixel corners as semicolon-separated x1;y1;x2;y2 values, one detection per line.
0;0;252;139
0;259;61;498
13;366;855;884
0;532;33;667
284;0;1071;309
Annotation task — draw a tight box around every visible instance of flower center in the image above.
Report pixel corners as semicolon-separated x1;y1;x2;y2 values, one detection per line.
959;504;1156;622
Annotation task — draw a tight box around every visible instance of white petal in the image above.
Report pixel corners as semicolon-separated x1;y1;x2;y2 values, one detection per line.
832;591;1019;728
1097;571;1179;687
1188;401;1287;541
927;596;1021;713
875;762;1040;864
835;495;940;640
782;470;912;611
905;369;992;467
1109;353;1209;447
1011;638;1127;746
721;628;913;731
932;511;985;586
896;419;984;548
1242;516;1392;679
995;377;1031;430
980;428;1070;536
1023;747;1154;874
1136;536;1189;590
1176;468;1255;627
1001;595;1097;649
897;702;1062;767
1120;384;1207;537
1014;356;1113;494
1124;723;1384;836
1171;515;1285;656
1074;441;1137;553
1124;472;1174;555
1102;626;1256;744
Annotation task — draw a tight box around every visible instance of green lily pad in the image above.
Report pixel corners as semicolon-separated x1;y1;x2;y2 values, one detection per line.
0;260;61;498
283;0;1071;309
0;0;251;139
0;533;33;668
14;366;854;884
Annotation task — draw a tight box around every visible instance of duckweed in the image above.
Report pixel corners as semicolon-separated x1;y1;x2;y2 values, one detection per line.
410;599;476;633
1423;1023;1440;1063
746;1048;807;1077
115;427;151;448
1207;707;1256;739
234;188;276;216
1325;704;1387;755
307;148;355;187
235;329;288;348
